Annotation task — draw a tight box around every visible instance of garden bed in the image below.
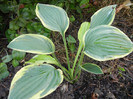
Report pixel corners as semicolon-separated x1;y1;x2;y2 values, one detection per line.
0;0;133;99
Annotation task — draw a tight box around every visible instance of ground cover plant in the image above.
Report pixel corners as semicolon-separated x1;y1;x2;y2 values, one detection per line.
0;0;91;42
6;3;133;99
0;50;25;80
2;50;26;67
0;0;51;42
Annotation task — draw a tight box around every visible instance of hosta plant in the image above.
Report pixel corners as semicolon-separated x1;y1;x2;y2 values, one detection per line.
7;4;133;99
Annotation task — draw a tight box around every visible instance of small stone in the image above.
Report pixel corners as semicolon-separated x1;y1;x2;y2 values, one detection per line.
94;88;103;96
60;83;68;93
106;91;116;99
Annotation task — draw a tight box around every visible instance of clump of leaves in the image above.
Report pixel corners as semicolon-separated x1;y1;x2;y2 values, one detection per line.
1;0;92;42
2;50;26;67
0;0;51;42
7;4;133;99
0;50;25;80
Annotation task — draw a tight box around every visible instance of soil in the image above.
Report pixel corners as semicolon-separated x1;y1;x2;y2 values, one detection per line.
0;1;133;99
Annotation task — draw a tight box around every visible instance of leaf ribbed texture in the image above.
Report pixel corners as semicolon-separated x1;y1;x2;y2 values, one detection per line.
8;64;63;99
8;34;55;54
36;4;69;35
84;25;133;61
90;5;116;29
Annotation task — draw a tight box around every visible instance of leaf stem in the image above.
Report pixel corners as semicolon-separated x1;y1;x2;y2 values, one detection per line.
72;43;83;76
78;51;84;66
63;75;73;83
52;53;71;79
52;53;68;72
62;35;71;70
74;51;84;78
